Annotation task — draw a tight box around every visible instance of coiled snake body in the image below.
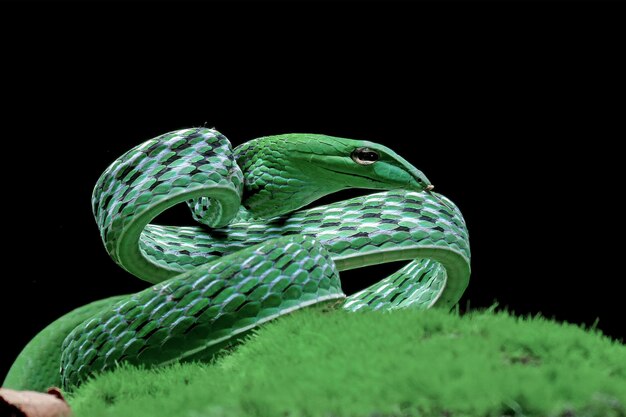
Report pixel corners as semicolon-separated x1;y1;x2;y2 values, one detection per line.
4;129;470;391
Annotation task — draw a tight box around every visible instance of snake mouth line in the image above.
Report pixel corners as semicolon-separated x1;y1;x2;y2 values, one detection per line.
320;167;389;187
320;166;428;192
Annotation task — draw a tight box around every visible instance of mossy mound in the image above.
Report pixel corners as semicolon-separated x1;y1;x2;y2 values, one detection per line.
69;308;626;417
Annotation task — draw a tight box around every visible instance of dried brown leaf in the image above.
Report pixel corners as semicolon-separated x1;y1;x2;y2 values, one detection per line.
0;387;71;417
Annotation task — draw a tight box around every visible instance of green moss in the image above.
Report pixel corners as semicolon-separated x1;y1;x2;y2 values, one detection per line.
69;308;626;417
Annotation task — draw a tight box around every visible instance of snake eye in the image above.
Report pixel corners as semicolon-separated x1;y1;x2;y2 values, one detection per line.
351;147;379;165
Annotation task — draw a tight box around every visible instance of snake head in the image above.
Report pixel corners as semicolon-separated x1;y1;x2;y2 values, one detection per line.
236;134;433;219
290;135;433;193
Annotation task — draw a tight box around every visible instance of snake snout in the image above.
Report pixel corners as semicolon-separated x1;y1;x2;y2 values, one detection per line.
425;185;434;191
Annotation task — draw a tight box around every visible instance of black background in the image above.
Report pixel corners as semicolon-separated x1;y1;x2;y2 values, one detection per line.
1;2;623;382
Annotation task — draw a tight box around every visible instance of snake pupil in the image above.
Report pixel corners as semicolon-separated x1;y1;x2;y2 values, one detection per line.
352;148;379;165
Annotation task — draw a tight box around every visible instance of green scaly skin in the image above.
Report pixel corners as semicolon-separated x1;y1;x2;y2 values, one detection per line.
3;129;471;392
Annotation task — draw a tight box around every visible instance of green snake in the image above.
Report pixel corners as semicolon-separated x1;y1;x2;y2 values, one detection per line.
3;128;471;391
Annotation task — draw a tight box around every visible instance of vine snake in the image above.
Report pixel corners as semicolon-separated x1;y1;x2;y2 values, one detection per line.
3;128;471;391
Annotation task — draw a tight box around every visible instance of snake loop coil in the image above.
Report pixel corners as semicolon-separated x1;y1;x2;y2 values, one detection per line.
4;128;470;391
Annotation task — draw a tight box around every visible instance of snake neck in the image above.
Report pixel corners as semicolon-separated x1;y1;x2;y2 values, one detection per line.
235;135;345;219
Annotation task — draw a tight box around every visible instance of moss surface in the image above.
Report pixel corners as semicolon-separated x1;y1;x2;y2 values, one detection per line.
70;308;626;417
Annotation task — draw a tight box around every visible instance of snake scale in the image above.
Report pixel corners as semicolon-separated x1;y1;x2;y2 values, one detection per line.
3;128;470;391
